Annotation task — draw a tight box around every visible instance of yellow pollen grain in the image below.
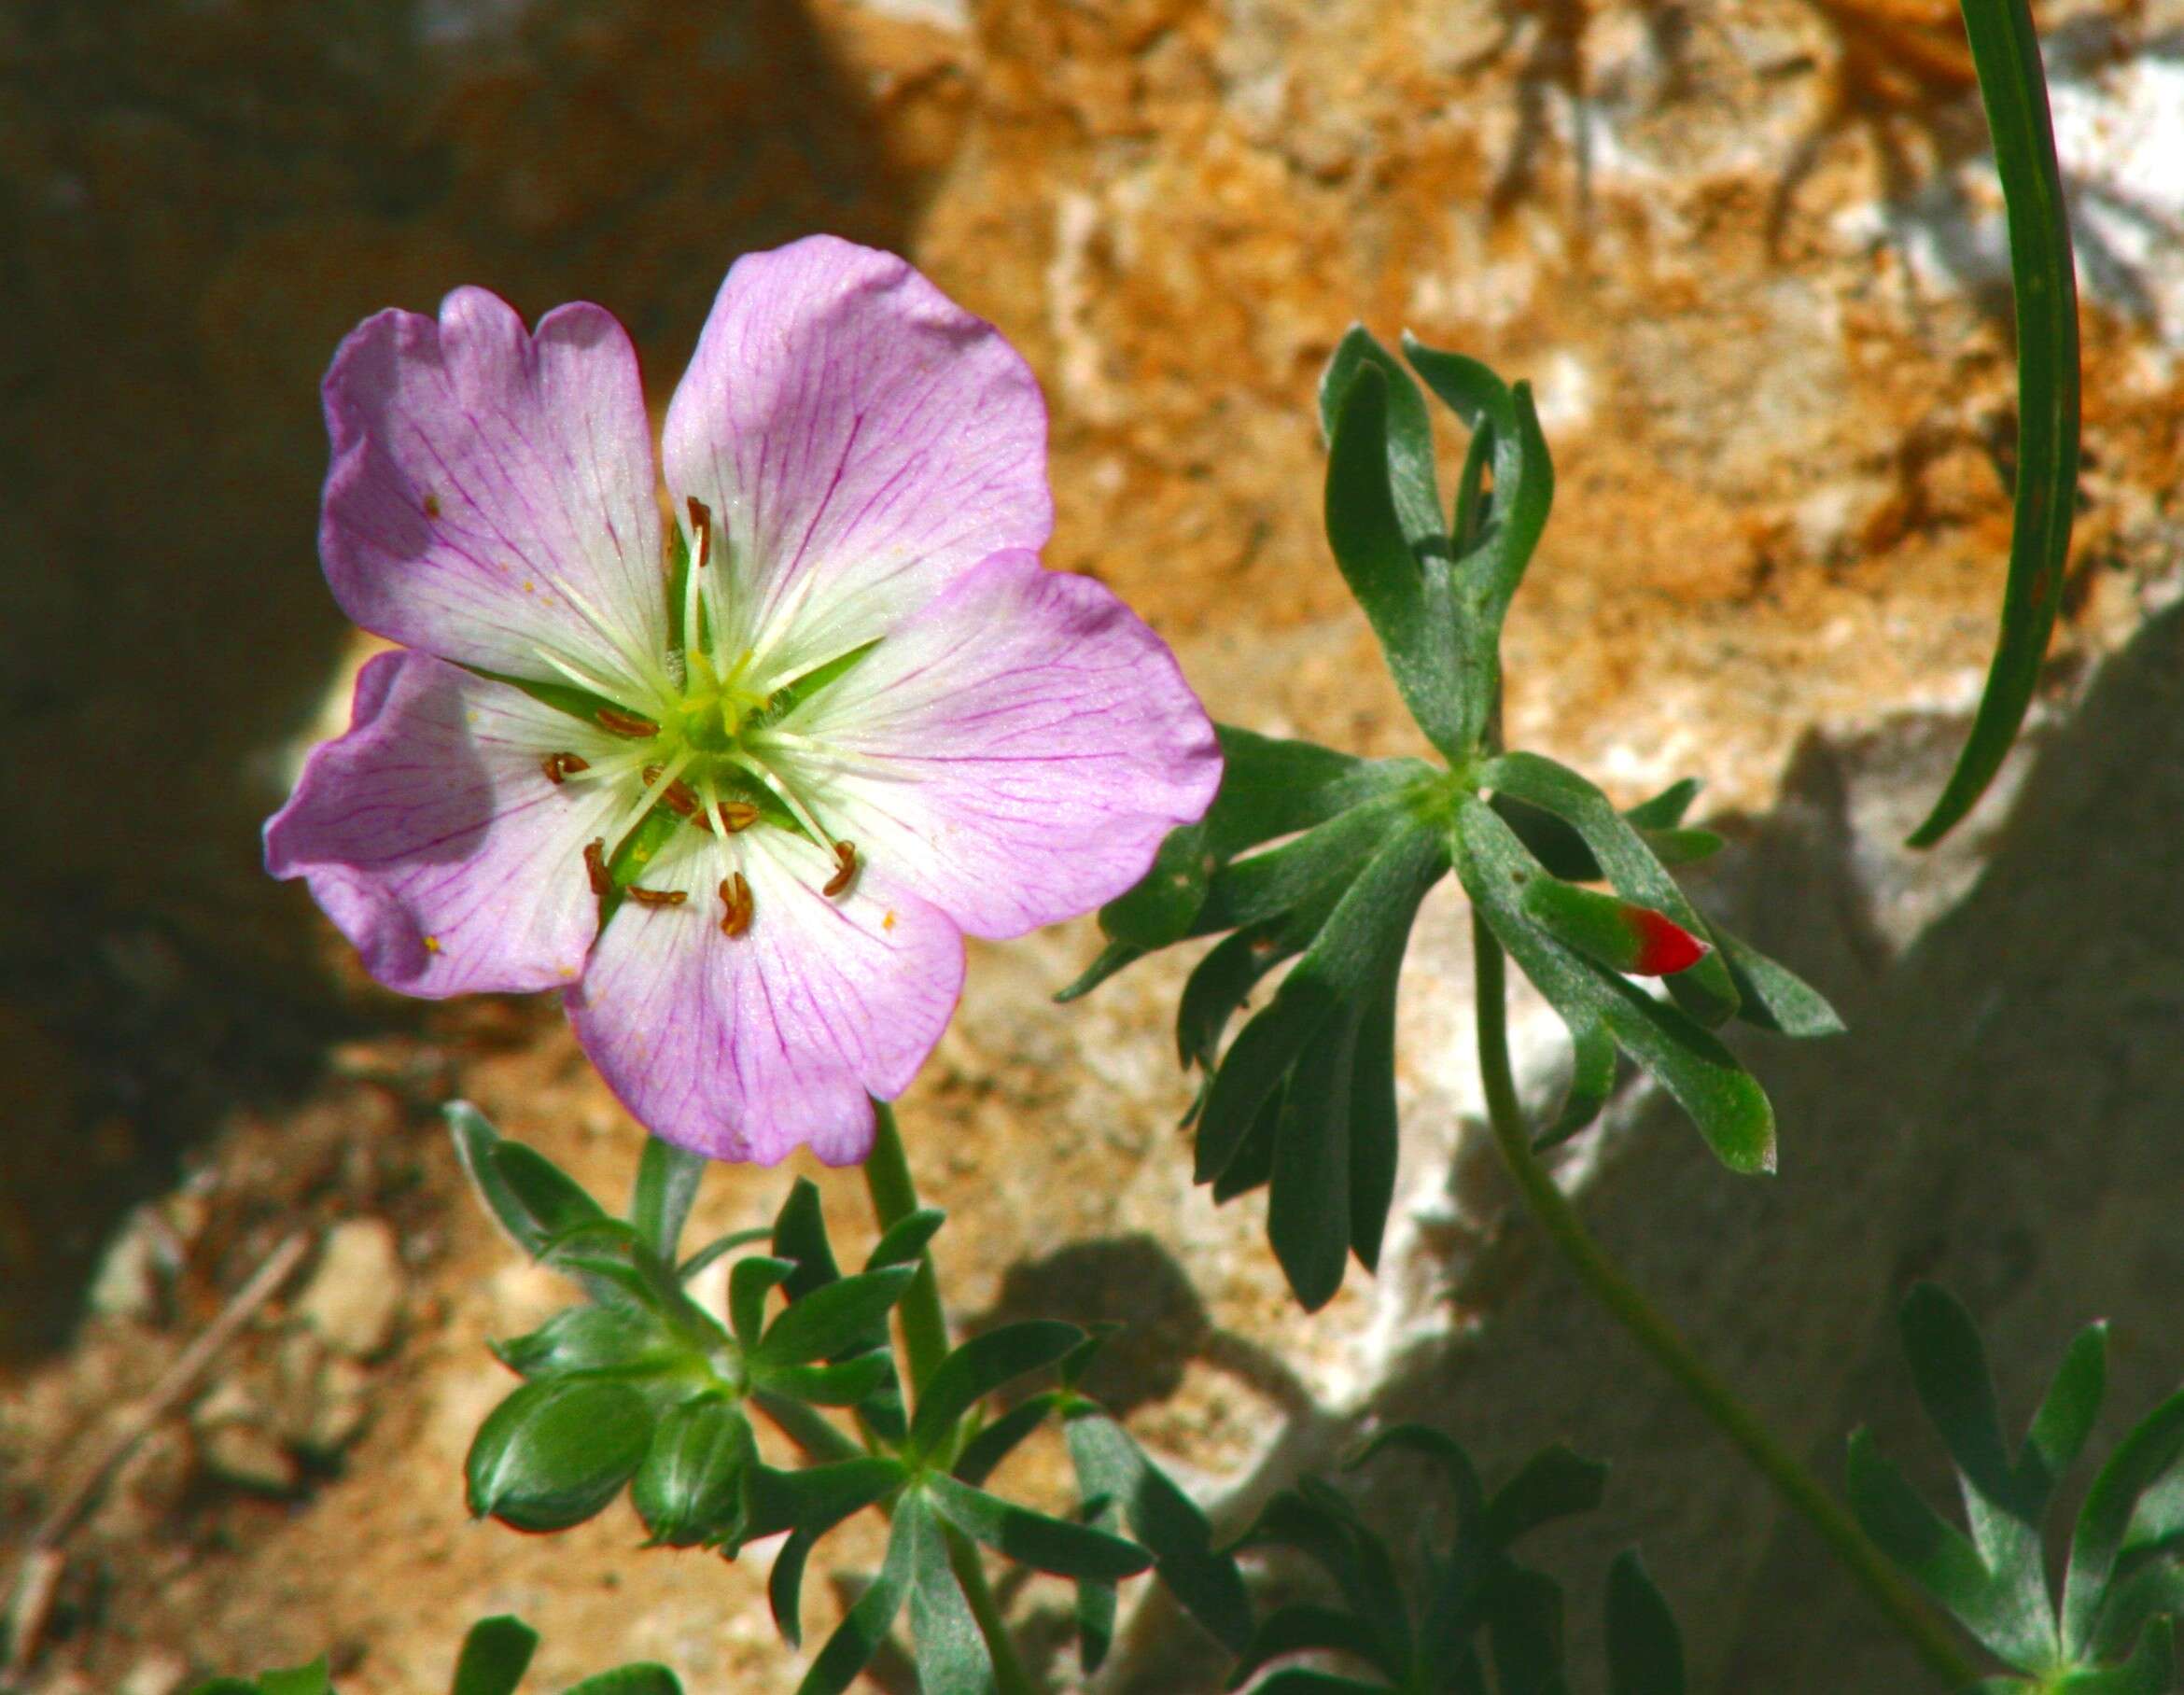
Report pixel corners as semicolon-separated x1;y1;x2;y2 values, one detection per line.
424;935;441;953
883;911;897;932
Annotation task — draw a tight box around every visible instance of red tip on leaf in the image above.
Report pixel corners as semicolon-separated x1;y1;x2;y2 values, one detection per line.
1628;906;1710;976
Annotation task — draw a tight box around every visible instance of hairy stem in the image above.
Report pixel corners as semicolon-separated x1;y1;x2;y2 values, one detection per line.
864;1100;1042;1695
1470;916;1981;1688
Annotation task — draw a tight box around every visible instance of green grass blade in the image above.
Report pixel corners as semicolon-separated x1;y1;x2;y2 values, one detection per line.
1910;0;2080;847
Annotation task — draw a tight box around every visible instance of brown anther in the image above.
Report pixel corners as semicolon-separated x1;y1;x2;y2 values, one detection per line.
595;706;660;739
823;840;859;899
637;765;700;819
718;872;753;938
541;750;590;785
716;800;759;833
423;493;441;519
582;838;610;897
685;496;713;569
627;886;688;908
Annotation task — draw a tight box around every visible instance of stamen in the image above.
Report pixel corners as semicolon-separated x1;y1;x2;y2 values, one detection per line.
537;646;637;702
640;765;702;819
760;733;914;779
549;575;679;702
627;886;689;909
685;497;712;569
823;840;859;899
718;873;753;938
583;838;610;897
743;556;831;686
596;706;660;739
541;751;590;785
688;797;760;834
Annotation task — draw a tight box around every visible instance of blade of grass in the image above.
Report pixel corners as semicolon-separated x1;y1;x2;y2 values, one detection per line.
1910;0;2080;847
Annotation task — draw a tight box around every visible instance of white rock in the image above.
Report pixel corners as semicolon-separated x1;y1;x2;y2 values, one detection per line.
295;1218;404;1359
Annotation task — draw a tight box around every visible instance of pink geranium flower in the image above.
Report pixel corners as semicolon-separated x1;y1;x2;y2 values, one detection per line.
267;236;1221;1164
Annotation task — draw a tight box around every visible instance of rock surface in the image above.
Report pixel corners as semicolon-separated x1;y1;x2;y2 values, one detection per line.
1;0;2181;1691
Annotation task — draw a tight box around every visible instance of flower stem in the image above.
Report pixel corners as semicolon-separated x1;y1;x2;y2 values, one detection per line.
1469;916;1981;1689
863;1100;1042;1695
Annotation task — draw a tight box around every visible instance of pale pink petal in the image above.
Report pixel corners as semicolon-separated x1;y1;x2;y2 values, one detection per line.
266;651;624;997
662;235;1051;688
776;551;1222;939
565;831;964;1166
321;289;670;697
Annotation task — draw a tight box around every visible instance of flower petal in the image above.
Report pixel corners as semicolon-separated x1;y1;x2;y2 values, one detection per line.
777;551;1223;939
321;289;670;699
266;651;623;997
566;830;964;1166
662;235;1051;688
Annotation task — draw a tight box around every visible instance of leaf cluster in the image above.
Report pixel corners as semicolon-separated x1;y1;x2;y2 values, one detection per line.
1227;1426;1685;1694
1064;329;1841;1311
1849;1283;2184;1691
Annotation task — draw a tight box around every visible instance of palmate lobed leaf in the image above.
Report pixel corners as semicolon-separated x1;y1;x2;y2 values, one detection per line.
907;1321;1083;1458
1320;324;1446;555
925;1472;1153;1582
451;1617;540;1695
2065;1390;2184;1657
627;1136;706;1262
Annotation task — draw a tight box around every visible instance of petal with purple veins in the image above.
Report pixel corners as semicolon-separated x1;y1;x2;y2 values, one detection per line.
321;289;670;699
773;550;1223;940
566;830;964;1166
662;236;1051;688
266;651;626;997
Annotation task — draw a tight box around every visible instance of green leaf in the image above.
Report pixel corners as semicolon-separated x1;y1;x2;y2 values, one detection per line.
1210;1083;1283;1204
731;1256;799;1351
631;1397;755;1548
1402;338;1556;632
925;1472;1154;1581
2065;1390;2184;1655
1624;779;1701;829
188;1682;265;1695
770;1178;842;1301
903;1496;998;1695
755;1458;910;1646
1485;1445;1608;1549
259;1664;333;1695
1321;325;1447;555
756;1267;915;1368
760;1353;897;1408
628;1138;706;1262
492;1306;687;1384
1909;0;2079;848
2025;1323;2109;1502
2058;1617;2177;1695
492;1142;608;1242
864;1208;946;1273
1455;798;1776;1174
1714;931;1846;1039
1604;1552;1685;1695
796;1498;918;1695
1485;753;1738;1025
1246;1674;1392;1694
1064;1408;1253;1654
466;1380;654;1533
2089;1561;2184;1668
1845;1428;2045;1666
1324;362;1467;757
557;1668;682;1695
909;1322;1083;1458
1243;1482;1408;1662
1519;877;1711;979
1484;1566;1567;1695
448;1103;550;1258
952;1394;1059;1489
1346;955;1403;1273
1189;794;1413;940
1177;884;1342;1072
1534;1020;1618;1153
1054;937;1149;1003
1228;1604;1400;1690
1095;729;1415;958
675;1226;773;1283
2122;1472;2184;1566
1269;995;1361;1311
1897;1283;2026;1516
1347;1423;1486;1530
1197;821;1443;1184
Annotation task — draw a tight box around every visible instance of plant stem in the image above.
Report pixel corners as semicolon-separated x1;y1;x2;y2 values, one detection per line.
863;1100;1042;1695
1470;917;1981;1689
